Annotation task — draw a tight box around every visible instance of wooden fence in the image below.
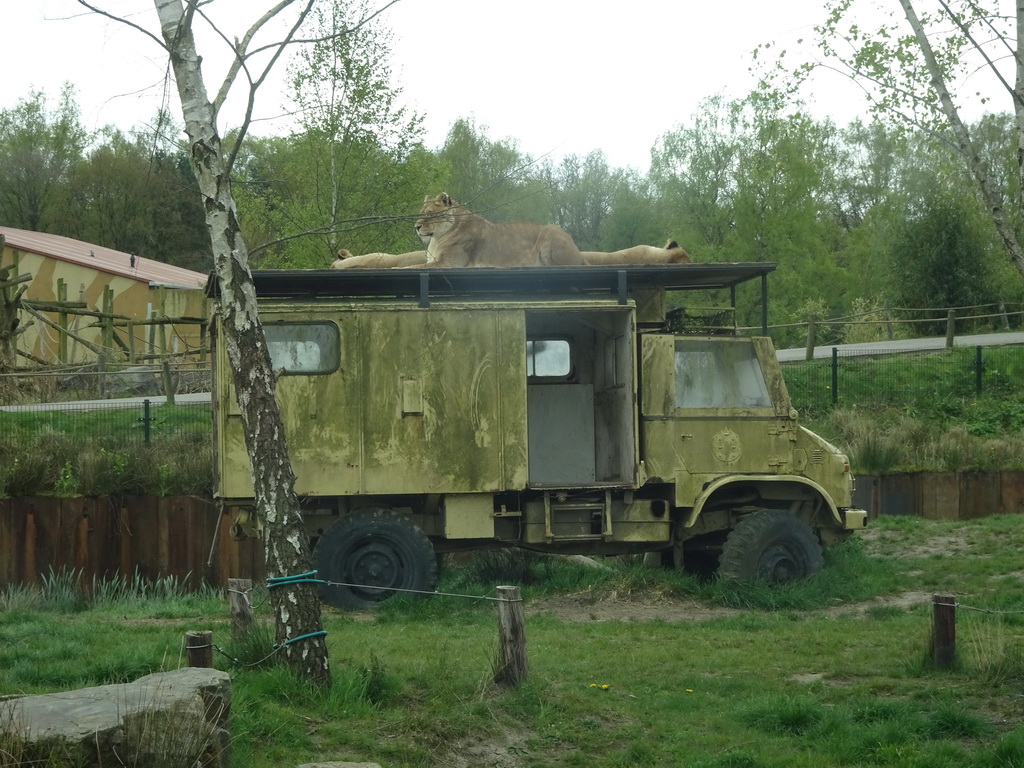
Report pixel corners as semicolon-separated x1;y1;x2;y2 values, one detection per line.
0;495;265;590
3;472;1024;590
852;471;1024;520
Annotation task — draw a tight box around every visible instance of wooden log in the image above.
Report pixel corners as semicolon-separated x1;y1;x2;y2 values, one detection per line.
0;272;32;290
21;305;106;355
228;578;254;636
21;300;96;313
932;594;956;669
186;630;214;668
494;585;528;687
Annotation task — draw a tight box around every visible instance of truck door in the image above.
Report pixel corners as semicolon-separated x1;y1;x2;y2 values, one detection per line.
640;334;795;481
525;308;638;488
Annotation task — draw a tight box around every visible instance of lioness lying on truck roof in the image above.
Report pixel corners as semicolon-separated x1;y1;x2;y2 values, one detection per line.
330;249;428;269
582;240;691;265
413;193;585;268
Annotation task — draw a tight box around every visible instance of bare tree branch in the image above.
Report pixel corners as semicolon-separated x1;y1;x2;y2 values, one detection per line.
74;0;168;49
935;0;1023;108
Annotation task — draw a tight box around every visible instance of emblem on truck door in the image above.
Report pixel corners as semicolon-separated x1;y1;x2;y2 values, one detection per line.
712;428;742;464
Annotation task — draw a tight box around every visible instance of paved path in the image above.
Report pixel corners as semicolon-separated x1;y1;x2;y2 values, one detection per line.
776;331;1024;362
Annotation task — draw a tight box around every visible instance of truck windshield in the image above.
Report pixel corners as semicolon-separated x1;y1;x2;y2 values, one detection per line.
674;339;771;409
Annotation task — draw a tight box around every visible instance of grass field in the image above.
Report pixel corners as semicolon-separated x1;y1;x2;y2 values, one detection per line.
3;514;1024;767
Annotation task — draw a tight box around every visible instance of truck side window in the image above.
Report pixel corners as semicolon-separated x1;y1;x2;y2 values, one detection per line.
264;322;340;375
674;340;771;409
526;339;571;378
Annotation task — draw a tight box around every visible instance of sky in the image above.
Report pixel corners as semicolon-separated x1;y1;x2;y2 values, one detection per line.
4;1;881;172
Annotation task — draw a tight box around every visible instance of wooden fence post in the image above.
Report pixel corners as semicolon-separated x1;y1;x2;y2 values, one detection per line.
945;310;956;348
228;578;254;636
804;316;817;361
186;630;213;668
495;585;528;687
57;279;68;364
932;594;956;669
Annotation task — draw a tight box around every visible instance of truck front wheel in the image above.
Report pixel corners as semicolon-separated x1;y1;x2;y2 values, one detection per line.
314;508;438;610
718;509;823;583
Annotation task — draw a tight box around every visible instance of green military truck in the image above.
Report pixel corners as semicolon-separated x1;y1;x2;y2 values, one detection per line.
207;264;867;609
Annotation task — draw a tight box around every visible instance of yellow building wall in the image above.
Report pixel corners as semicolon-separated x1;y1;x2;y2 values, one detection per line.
4;247;209;366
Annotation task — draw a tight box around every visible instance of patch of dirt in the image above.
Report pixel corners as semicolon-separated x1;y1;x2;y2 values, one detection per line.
523;590;937;623
528;593;744;622
435;725;533;768
823;590;935;617
857;522;974;559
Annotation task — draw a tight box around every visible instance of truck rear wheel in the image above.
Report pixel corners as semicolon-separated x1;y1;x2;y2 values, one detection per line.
313;508;438;610
718;509;823;583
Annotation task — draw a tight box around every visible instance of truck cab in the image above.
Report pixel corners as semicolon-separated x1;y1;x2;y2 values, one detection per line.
207;264;867;608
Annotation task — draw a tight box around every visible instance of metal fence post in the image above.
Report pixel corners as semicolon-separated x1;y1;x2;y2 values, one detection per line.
142;399;152;445
831;347;838;406
976;346;983;397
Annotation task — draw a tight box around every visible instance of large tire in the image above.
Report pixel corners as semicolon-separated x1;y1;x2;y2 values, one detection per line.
718;509;824;583
313;508;438;610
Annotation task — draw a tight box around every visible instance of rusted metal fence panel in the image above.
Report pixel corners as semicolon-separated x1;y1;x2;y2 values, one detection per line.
1000;473;1024;517
0;496;266;590
879;475;920;517
855;472;1024;521
960;472;1003;520
920;473;959;521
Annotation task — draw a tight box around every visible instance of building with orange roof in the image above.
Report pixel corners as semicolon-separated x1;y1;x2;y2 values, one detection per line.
0;226;209;366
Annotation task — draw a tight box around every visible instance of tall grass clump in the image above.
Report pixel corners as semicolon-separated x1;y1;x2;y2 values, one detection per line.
734;694;826;736
39;568;89;613
959;613;1024;686
219;622;279;670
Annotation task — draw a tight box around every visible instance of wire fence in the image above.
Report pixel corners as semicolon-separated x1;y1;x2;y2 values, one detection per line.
0;397;212;447
782;344;1024;414
1;361;211;403
740;301;1024;349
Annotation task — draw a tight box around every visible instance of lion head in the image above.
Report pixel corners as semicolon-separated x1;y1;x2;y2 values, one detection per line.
414;193;461;244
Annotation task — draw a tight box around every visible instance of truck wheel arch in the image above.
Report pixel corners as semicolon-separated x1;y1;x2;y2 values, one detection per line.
685;475;843;530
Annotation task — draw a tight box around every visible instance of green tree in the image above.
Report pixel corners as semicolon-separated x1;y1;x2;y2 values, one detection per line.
600;171;666;252
435;118;551;224
649;95;741;256
67;120;209;270
886;190;995;335
253;0;432;266
0;86;88;232
652;95;851;343
760;0;1024;281
544;151;615;250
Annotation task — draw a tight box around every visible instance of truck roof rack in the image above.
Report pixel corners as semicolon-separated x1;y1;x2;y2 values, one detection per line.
204;263;776;306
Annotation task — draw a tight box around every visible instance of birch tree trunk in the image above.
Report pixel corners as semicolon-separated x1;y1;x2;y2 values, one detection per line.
897;0;1024;281
152;0;329;685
